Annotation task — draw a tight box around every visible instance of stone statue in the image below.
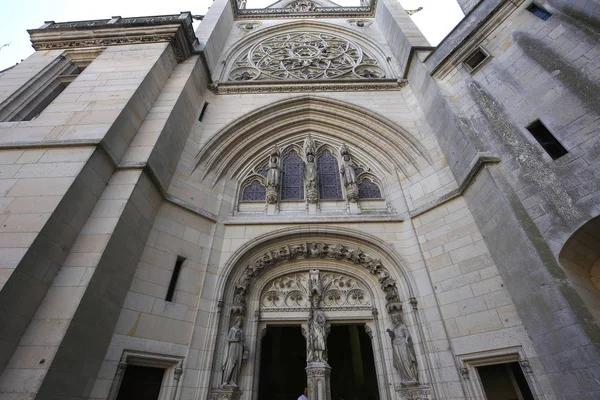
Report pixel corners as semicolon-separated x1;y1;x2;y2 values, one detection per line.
266;146;280;204
307;296;328;363
339;144;358;203
221;317;247;387
387;314;419;386
308;269;323;298
237;0;247;10
304;135;318;204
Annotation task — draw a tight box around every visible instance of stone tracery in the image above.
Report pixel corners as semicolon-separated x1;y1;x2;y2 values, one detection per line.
228;32;385;81
260;270;371;311
238;137;382;207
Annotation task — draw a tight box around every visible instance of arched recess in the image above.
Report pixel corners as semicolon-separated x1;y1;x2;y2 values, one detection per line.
194;95;432;186
218;21;397;82
205;226;433;400
559;216;600;323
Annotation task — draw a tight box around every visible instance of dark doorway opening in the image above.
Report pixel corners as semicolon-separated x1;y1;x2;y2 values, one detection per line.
477;362;535;400
328;325;379;400
258;325;307;400
116;365;165;400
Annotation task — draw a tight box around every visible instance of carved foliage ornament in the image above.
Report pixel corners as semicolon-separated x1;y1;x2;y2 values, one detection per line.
229;32;385;81
285;0;321;11
261;271;371;311
232;242;402;315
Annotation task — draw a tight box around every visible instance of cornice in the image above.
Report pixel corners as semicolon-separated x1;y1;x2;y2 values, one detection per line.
28;12;199;63
210;78;407;94
232;0;377;19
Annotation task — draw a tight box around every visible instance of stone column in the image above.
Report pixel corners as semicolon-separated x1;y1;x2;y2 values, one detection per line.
306;362;332;400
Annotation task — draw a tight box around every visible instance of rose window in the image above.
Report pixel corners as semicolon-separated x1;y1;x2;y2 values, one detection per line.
228;32;386;81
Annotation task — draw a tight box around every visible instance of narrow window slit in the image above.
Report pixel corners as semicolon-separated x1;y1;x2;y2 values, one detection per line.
166;256;185;302
198;102;209;122
526;119;567;160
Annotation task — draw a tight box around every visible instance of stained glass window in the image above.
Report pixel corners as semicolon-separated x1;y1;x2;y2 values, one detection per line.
358;178;382;199
241;180;266;202
318;151;342;200
281;151;304;200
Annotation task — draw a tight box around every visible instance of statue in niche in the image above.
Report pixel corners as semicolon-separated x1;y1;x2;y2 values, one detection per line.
308;269;323;299
303;135;318;204
339;144;359;203
387;313;419;386
266;146;281;204
221;316;248;388
307;296;329;363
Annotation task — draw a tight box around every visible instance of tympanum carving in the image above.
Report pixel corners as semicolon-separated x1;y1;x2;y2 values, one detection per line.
260;271;371;311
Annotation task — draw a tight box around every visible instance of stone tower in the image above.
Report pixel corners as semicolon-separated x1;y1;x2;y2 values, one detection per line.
0;1;599;399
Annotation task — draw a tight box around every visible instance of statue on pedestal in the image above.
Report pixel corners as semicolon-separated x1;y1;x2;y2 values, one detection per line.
387;313;419;386
221;317;247;388
304;135;318;204
307;296;328;362
339;144;358;203
266;146;280;204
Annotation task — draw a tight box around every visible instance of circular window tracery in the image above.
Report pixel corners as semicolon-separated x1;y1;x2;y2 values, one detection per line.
228;32;386;81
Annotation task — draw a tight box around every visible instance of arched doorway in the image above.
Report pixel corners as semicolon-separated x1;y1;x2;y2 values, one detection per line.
255;270;380;400
207;230;433;400
559;216;600;322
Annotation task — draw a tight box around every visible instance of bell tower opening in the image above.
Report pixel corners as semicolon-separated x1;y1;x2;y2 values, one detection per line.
329;324;379;400
258;325;307;400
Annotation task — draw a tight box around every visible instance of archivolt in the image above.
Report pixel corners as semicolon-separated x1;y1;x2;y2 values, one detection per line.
215;226;419;313
194;95;432;185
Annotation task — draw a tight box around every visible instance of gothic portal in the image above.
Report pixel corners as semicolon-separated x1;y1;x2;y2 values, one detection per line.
0;0;599;400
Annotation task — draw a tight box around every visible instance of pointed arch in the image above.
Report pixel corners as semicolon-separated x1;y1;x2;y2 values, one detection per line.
194;96;431;186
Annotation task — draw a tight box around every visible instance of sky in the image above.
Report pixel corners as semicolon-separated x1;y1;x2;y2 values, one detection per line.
0;0;464;71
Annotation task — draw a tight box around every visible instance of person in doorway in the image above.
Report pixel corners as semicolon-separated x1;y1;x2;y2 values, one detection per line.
298;387;309;400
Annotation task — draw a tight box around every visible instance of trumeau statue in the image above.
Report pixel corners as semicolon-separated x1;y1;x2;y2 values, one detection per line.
387;313;419;386
307;296;328;363
306;270;329;363
266;146;280;204
221;316;248;388
339;143;359;203
303;135;318;204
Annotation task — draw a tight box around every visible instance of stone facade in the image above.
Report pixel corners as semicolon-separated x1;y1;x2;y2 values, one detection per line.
0;1;599;399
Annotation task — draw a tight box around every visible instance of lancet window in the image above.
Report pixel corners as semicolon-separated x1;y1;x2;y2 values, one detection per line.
281;151;305;200
318;150;343;200
241;180;267;202
237;138;385;210
358;178;382;199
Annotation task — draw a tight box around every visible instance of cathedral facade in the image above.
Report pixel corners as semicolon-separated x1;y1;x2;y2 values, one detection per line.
0;0;599;399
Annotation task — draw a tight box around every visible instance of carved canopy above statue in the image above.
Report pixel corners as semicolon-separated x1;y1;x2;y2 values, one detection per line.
228;32;386;81
261;271;372;311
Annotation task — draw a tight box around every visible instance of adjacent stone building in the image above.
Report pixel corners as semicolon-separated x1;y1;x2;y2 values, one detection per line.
0;0;598;399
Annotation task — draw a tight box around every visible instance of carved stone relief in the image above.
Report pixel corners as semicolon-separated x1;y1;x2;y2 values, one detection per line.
228;32;385;81
232;242;402;316
285;0;321;12
260;270;372;311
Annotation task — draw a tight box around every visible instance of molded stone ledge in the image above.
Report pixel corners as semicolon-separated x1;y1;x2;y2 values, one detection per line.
409;154;500;218
28;12;199;63
210;78;407;94
223;214;404;225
